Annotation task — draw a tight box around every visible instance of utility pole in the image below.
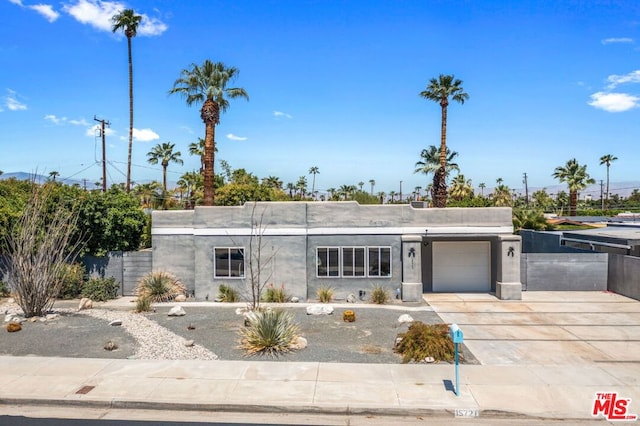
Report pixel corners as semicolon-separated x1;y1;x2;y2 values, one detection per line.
399;180;403;204
600;180;604;211
523;172;529;207
94;116;110;193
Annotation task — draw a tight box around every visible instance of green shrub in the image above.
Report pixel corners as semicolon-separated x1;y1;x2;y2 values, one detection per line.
317;285;334;303
238;309;300;356
81;277;119;302
217;284;240;302
394;322;456;363
135;296;152;313
0;281;9;297
57;263;86;299
263;284;288;303
136;271;186;303
370;284;390;305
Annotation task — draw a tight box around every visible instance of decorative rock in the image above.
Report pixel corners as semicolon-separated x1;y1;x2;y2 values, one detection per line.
104;341;118;351
168;306;186;317
174;294;187;303
398;314;414;324
45;313;58;320
30;317;38;323
6;322;21;332
235;307;245;316
184;339;195;347
346;293;357;303
109;319;122;326
424;356;435;363
306;304;334;315
290;297;300;303
394;337;403;346
78;298;93;311
4;314;13;323
11;317;23;324
290;336;308;350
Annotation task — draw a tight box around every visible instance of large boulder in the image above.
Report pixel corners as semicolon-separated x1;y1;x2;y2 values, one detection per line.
306;304;334;315
290;336;308;350
78;298;93;311
168;306;186;316
398;314;414;324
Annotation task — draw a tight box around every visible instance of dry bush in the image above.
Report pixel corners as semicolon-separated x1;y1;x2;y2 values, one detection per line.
317;285;334;303
394;322;456;363
136;271;186;303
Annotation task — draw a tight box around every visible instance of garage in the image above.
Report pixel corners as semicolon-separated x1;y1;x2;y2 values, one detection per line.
432;241;491;292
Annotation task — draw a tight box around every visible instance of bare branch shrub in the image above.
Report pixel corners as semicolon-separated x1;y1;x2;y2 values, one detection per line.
1;184;83;317
245;203;279;311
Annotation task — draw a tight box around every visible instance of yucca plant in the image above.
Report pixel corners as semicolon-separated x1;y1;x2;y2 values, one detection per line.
238;309;300;356
370;284;391;305
394;322;456;363
317;285;334;303
135;271;186;303
217;284;240;302
263;284;288;303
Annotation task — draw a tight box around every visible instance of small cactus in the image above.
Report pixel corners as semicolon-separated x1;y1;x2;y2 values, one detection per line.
342;310;356;322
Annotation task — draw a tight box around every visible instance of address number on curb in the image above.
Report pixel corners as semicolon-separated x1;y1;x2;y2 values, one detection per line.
455;409;480;417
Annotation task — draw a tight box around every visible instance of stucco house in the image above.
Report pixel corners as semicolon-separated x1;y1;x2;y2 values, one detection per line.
151;202;522;302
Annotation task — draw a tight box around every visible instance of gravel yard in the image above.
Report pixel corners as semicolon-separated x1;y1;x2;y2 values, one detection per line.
1;298;477;364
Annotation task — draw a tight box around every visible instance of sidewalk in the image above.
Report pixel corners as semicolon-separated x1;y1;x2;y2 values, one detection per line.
0;355;638;420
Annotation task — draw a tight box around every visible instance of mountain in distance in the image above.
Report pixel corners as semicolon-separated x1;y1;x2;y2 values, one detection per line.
0;171;85;187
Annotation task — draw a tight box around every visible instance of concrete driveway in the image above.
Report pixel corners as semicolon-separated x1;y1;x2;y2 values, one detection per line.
423;291;640;365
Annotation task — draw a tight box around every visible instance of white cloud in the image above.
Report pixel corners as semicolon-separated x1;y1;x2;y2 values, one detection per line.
63;0;167;36
601;37;634;45
132;128;160;142
44;114;64;124
8;0;23;5
86;125;115;136
588;92;639;112
4;89;27;111
273;110;293;119
69;118;88;126
28;4;60;22
226;133;247;141
606;70;640;89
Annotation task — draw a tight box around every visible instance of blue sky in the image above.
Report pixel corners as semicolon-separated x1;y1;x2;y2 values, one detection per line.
1;0;639;198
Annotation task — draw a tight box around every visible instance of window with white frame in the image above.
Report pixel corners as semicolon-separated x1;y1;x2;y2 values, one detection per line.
316;246;391;278
317;247;340;277
214;247;245;278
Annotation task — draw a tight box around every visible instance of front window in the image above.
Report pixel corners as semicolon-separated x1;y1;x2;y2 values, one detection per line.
368;247;391;277
342;247;366;277
317;247;340;277
214;247;245;278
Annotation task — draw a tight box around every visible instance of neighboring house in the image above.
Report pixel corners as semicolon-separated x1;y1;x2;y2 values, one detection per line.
559;224;640;256
151;202;522;302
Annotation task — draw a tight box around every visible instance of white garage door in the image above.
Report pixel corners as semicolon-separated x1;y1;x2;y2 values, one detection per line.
432;241;490;292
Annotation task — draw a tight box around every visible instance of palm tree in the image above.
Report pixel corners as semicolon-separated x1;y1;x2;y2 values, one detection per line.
262;175;283;189
169;60;249;205
492;184;513;207
147;142;183;196
599;154;618;210
369;179;375;195
48;171;59;182
413;186;422;200
177;170;203;209
376;191;386;204
309;166;319;197
358;181;365;191
478;182;486;197
296;176;308;198
552;158;595;216
112;9;142;193
420;74;469;207
449;174;473;201
414;145;460;187
327;187;336;200
188;137;209;174
389;191;397;203
285;182;295;198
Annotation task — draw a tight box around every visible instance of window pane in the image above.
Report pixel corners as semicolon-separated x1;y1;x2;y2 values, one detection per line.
229;248;244;277
328;248;339;276
215;248;230;277
368;247;380;276
354;247;365;276
317;248;328;277
342;248;354;276
380;247;391;276
368;247;391;277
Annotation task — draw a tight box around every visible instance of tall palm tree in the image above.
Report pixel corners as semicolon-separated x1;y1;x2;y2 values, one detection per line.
112;9;142;193
169;60;248;205
414;145;460;187
309;166;319;196
296;176;308;198
552;158;595;216
478;182;486;197
188;137;207;174
389;191;397;203
369;179;375;195
48;171;60;182
599;154;618;210
147;142;183;195
357;181;364;192
376;191;386;204
285;182;295;198
420;74;469;207
262;175;283;189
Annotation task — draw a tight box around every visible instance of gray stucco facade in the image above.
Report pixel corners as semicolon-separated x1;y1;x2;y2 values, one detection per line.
151;202;521;301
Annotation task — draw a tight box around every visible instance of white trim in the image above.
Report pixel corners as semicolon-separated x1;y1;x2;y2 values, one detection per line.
152;226;512;236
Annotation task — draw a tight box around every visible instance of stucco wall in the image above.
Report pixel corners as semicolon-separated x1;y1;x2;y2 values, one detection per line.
608;254;640;301
521;253;608;291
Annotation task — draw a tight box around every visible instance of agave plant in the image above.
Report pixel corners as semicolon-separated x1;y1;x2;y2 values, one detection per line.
136;271;186;303
238;309;300;356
